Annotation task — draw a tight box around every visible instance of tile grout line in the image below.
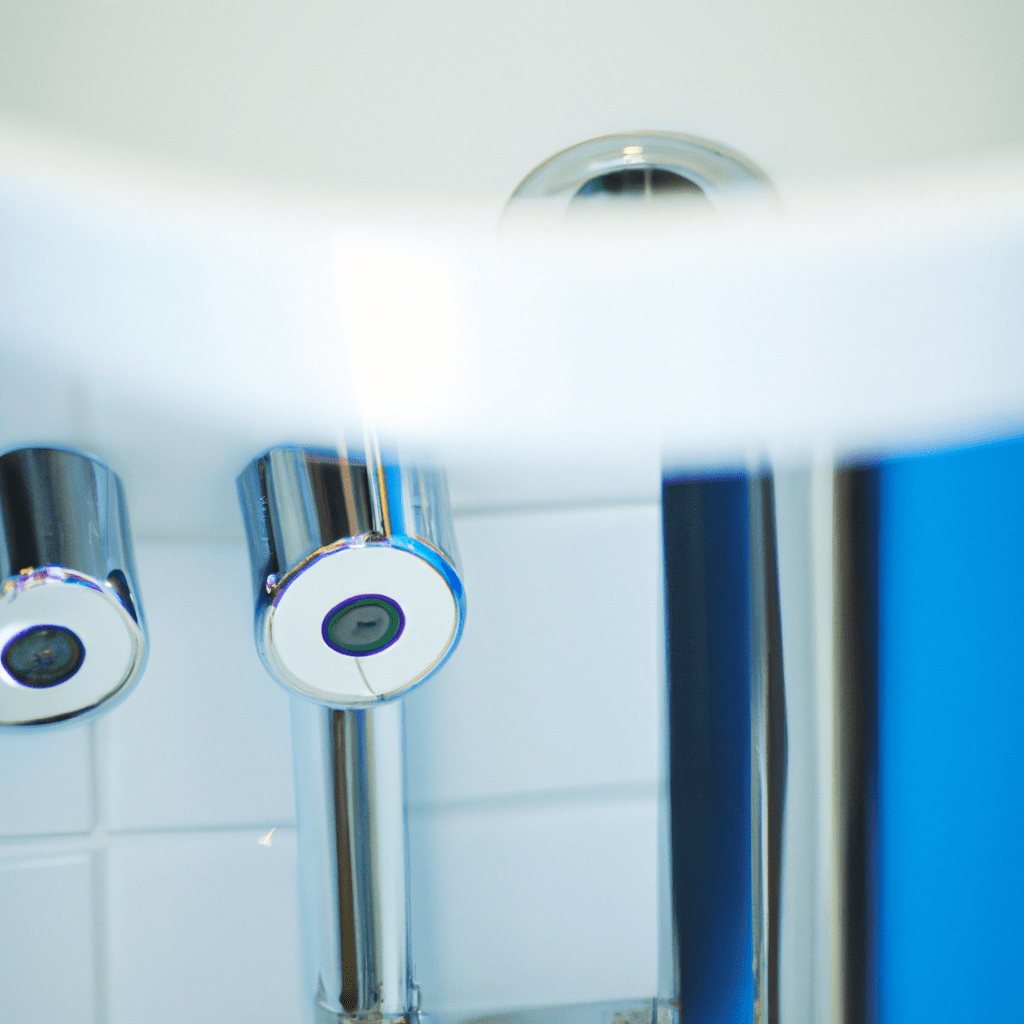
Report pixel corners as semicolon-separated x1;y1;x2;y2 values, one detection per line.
1;778;659;844
451;497;661;519
0;821;299;845
407;780;661;816
90;719;111;1024
107;821;298;837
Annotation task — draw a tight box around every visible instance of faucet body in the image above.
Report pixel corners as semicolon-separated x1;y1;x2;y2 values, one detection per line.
0;447;147;727
238;444;464;1023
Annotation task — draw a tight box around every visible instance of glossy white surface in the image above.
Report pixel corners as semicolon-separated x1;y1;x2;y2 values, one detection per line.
1;145;1022;494
404;505;663;805
0;850;97;1024
0;579;138;725
269;545;458;704
409;794;660;1014
0;725;94;836
1;1;1022;210
103;542;294;832
106;829;302;1024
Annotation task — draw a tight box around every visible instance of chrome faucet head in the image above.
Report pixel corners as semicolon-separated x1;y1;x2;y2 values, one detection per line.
237;445;465;709
0;447;147;727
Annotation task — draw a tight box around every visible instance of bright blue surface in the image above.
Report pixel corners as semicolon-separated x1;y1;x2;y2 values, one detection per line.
878;437;1024;1022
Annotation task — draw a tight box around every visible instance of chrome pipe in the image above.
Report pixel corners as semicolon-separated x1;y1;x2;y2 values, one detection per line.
772;465;878;1024
238;444;465;1023
291;698;415;1024
661;465;878;1024
0;446;147;727
748;473;787;1024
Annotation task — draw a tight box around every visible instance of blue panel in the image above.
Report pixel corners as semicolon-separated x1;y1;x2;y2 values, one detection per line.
878;437;1024;1022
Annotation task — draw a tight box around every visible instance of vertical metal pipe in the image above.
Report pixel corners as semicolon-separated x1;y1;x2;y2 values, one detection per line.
661;464;878;1024
748;474;787;1024
291;698;414;1024
772;464;879;1024
773;466;838;1024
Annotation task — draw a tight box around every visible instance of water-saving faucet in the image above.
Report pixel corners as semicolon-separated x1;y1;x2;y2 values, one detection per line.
237;442;465;1023
0;447;147;728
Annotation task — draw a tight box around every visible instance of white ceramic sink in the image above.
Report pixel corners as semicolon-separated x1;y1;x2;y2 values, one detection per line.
2;0;1023;210
2;1;1023;528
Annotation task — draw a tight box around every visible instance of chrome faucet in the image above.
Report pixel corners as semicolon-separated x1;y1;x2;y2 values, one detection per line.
0;447;147;728
237;443;465;1023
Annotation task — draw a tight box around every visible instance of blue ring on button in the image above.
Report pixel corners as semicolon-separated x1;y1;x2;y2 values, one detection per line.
321;594;406;657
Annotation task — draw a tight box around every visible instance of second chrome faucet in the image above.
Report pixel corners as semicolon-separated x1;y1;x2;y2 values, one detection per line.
237;442;466;1024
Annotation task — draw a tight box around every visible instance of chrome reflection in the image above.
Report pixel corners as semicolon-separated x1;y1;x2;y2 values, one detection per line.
505;131;775;230
661;465;878;1024
0;447;147;727
237;445;465;709
292;698;415;1024
238;443;465;1024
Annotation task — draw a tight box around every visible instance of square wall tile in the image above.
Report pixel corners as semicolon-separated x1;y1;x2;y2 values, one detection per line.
106;828;302;1024
0;350;91;454
0;723;93;836
85;382;277;542
405;505;664;806
446;447;661;514
409;793;660;1014
0;848;96;1024
103;541;295;831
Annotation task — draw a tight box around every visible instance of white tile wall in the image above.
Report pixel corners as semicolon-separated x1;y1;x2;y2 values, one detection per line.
0;501;665;1023
106;829;302;1024
404;506;663;806
104;541;295;833
0;849;98;1024
0;724;94;836
409;794;660;1015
